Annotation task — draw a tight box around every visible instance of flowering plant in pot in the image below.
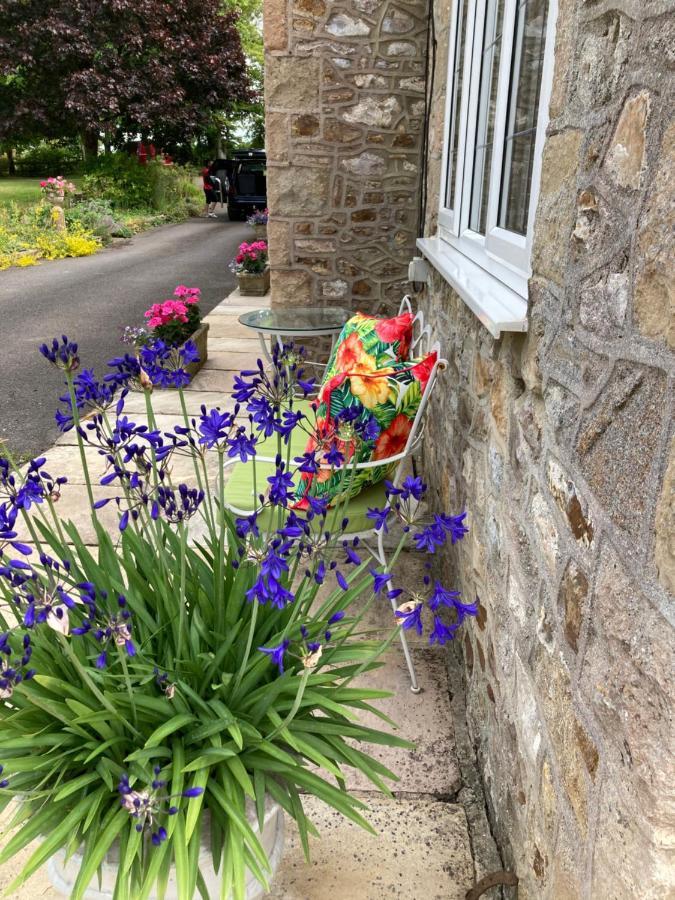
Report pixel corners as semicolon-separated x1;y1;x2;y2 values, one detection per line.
245;209;268;241
0;338;472;899
229;242;269;296
40;176;76;206
121;285;208;382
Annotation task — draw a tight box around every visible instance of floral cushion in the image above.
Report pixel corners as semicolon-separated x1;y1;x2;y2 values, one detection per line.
293;351;437;509
325;311;414;378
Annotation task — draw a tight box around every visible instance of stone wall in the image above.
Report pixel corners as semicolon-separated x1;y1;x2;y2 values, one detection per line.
420;2;675;898
263;0;428;312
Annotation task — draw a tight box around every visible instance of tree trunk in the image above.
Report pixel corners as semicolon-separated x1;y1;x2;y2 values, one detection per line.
81;130;99;161
6;147;15;176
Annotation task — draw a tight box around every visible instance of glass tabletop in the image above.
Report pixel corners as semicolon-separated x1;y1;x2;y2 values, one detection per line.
238;306;351;334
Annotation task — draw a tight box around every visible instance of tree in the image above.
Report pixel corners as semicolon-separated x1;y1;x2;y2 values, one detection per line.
220;0;264;150
0;0;251;154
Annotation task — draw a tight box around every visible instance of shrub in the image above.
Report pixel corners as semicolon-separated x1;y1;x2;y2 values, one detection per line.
81;156;201;216
65;200;126;243
14;141;83;177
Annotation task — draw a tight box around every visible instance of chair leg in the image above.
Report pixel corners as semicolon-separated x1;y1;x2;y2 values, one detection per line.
376;529;421;694
387;591;422;693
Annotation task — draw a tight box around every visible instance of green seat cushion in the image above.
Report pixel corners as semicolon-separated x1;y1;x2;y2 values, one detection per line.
223;453;387;534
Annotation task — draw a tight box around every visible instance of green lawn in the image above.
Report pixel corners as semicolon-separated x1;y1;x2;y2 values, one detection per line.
0;177;81;206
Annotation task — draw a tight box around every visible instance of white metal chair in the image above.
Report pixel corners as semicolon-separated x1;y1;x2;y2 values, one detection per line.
223;297;446;692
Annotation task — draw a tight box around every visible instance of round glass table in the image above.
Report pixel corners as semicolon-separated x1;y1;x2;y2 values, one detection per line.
238;306;351;364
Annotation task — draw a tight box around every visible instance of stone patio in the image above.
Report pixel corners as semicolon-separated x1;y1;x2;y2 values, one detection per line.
0;289;489;899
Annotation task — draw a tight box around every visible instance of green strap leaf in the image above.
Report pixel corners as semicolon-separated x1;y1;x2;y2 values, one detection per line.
71;807;128;900
144;714;195;749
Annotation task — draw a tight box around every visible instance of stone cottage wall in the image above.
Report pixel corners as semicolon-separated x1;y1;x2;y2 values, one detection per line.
263;0;428;312
263;0;675;894
420;1;675;897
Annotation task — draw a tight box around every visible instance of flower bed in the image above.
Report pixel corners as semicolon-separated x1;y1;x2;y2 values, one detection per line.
0;202;101;269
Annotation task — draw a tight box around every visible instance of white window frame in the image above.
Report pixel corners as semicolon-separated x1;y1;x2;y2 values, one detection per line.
418;0;558;336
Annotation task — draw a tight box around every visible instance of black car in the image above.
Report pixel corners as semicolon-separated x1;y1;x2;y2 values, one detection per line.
211;150;267;221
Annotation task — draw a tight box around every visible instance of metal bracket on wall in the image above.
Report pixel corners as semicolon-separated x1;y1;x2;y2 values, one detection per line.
465;870;519;899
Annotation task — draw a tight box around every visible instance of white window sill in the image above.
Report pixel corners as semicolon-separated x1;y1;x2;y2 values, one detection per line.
416;236;528;339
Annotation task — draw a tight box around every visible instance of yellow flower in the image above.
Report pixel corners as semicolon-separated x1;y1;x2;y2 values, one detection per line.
349;363;393;409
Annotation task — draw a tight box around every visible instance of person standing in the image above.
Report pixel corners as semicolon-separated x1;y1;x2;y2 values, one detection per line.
201;161;218;218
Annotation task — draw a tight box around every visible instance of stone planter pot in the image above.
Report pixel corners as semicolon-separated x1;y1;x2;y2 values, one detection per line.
47;797;284;900
237;268;270;296
252;224;267;241
184;322;209;379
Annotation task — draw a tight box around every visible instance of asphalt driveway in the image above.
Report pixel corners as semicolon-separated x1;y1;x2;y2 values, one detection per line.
0;213;248;457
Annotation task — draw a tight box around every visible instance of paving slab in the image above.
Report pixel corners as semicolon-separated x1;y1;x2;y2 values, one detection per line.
208;337;262;353
202;351;259;373
269;795;474;900
346;648;461;797
207;288;269;309
202;318;255;340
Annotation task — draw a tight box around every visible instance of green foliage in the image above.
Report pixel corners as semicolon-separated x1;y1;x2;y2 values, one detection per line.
81;156;201;217
12;140;83;177
65;200;127;242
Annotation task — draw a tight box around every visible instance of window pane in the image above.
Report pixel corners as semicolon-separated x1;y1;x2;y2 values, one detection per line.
445;0;470;211
468;0;505;235
498;0;548;235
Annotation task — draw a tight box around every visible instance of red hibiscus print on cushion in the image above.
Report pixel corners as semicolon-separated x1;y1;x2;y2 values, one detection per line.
410;351;437;391
336;332;366;372
373;414;412;461
374;313;414;355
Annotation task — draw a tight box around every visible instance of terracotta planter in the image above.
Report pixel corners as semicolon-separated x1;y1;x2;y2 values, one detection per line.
237;268;270;296
47;797;285;899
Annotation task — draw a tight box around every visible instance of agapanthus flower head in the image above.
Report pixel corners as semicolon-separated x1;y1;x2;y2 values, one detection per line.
39;336;79;372
154;484;204;523
118;770;203;846
138;340;195;389
72;600;135;667
0;632;35;699
198;407;236;448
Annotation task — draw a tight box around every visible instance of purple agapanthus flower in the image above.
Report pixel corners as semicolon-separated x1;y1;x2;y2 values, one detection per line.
198;407;235;447
366;506;390;532
429;616;459;645
267;464;295;507
258;639;291;674
39;335;79;372
371;570;392;594
435;510;469;544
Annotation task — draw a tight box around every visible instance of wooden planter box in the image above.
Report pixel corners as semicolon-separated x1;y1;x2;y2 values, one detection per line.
237;268;270;296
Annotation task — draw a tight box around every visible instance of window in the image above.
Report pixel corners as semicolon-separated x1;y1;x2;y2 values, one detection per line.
418;0;557;337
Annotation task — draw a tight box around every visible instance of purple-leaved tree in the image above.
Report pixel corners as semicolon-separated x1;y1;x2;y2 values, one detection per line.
0;0;251;154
